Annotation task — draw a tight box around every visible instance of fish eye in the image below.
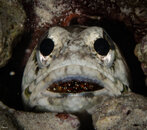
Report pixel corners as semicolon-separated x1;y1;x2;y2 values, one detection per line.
40;38;54;56
94;38;110;56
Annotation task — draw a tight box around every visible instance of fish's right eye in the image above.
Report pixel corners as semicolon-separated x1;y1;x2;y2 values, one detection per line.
40;38;54;56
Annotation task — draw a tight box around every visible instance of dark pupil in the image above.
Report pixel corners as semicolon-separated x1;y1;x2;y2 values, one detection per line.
94;38;110;56
40;38;54;56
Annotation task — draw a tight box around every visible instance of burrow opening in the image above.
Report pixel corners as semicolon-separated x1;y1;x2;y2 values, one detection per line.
0;18;146;111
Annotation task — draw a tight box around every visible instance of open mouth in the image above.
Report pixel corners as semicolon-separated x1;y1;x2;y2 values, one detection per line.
47;80;104;93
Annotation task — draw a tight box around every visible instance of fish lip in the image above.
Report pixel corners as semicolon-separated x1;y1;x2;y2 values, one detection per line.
32;65;124;97
46;76;104;94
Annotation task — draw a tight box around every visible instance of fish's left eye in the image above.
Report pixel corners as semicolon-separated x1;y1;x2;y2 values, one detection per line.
40;38;54;56
93;37;115;67
94;38;110;56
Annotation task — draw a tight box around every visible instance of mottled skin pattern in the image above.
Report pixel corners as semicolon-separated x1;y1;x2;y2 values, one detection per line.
22;26;130;113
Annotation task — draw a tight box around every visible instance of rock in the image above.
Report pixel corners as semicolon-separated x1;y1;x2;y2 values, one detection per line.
135;35;147;85
0;101;80;130
0;101;16;130
0;0;26;68
13;112;80;130
0;112;16;130
92;92;147;130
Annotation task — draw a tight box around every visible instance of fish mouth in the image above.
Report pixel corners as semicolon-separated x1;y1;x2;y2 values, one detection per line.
46;77;104;93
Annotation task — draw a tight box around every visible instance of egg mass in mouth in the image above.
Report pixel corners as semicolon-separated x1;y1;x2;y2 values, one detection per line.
47;80;104;93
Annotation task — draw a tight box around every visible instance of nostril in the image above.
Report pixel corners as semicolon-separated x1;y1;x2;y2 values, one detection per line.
126;110;131;115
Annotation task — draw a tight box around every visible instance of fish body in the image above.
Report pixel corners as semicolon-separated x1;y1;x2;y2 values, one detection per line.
22;25;130;112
